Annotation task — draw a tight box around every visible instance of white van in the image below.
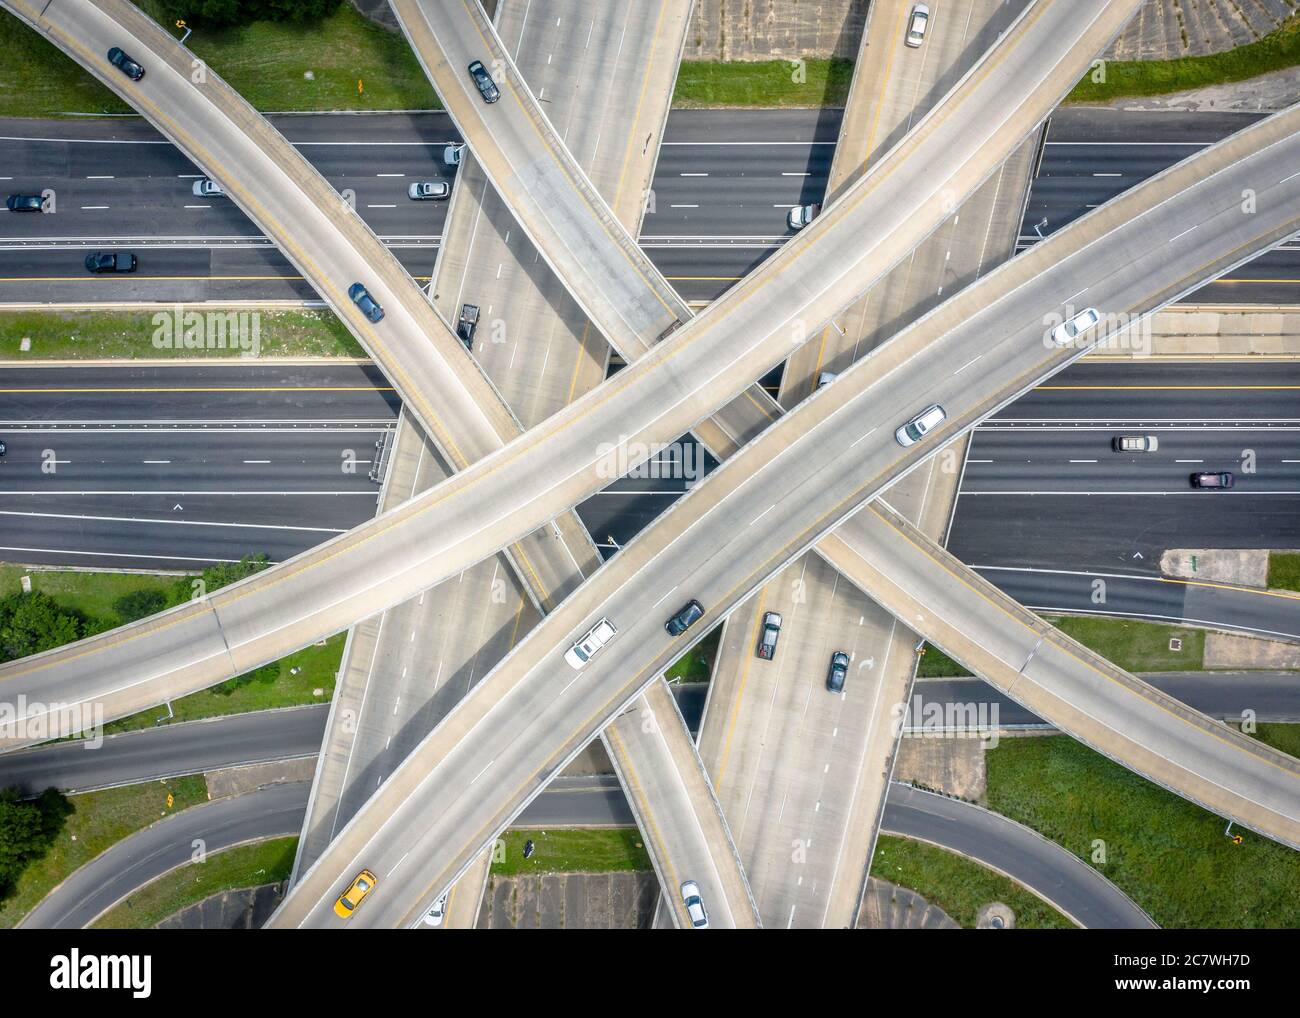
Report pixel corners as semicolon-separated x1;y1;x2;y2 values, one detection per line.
564;617;617;669
895;403;946;447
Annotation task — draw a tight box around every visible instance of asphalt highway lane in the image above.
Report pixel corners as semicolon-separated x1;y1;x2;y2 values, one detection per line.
3;107;1295;302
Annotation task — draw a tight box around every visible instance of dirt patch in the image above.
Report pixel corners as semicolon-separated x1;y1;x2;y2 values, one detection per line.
1205;631;1300;670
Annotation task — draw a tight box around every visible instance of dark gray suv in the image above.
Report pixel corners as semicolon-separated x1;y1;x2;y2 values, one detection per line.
665;599;705;637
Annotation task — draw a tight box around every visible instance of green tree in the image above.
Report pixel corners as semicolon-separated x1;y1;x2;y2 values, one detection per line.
0;591;82;663
0;788;72;898
112;588;168;624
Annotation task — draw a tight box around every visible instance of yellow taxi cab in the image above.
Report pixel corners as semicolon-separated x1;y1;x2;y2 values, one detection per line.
334;869;378;919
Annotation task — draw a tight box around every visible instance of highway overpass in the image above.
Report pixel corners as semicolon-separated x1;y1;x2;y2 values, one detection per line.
269;107;1300;926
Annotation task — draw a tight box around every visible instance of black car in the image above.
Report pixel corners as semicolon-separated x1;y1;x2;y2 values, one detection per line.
348;282;384;323
84;251;138;274
457;303;480;350
107;46;145;81
1190;471;1234;489
467;60;500;103
6;194;43;212
665;599;705;637
826;651;849;693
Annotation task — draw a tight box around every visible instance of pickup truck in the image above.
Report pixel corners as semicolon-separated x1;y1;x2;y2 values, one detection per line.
756;611;782;660
564;618;617;669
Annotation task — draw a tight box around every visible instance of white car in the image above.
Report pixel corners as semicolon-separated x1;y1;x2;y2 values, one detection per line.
564;617;617;669
422;892;448;927
1050;306;1101;346
816;371;838;390
895;403;946;447
905;4;931;48
787;203;820;231
444;143;465;167
681;880;709;929
191;178;223;197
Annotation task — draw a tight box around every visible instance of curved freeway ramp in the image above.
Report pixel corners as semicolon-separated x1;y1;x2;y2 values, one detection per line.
881;783;1156;929
19;781;307;929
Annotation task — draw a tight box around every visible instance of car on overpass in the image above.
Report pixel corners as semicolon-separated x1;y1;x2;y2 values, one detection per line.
6;194;43;213
564;618;617;669
895;404;946;447
348;282;385;323
1050;306;1101;346
467;60;500;103
1190;471;1235;489
756;611;782;660
422;892;448;927
680;881;709;929
333;869;378;919
106;46;144;81
665;599;705;637
826;651;850;693
408;181;451;201
905;4;931;47
84;251;137;273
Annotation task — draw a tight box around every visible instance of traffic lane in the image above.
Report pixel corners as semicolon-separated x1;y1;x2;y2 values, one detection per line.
0;429;385;492
975;565;1300;642
0;362;398;423
19;781;309;929
961;428;1300;493
880;783;1154;929
0;705;328;797
912;672;1300;726
0;686;706;800
0;497;362;570
990;360;1300;422
948;493;1300;573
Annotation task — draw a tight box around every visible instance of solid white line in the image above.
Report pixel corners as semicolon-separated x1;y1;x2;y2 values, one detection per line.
0;508;346;531
0;545;274;565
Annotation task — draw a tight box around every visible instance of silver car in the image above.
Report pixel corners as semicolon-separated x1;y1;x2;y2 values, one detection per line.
444;143;465;167
895;403;946;447
787;203;820;231
408;181;451;200
905;4;931;47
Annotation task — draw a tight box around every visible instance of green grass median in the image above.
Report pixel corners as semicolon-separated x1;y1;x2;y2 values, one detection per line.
0;309;364;361
491;828;651;875
986;734;1300;927
1068;15;1300;103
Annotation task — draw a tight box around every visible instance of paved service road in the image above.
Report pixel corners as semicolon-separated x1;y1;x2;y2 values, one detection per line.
880;783;1155;929
19;781;308;929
